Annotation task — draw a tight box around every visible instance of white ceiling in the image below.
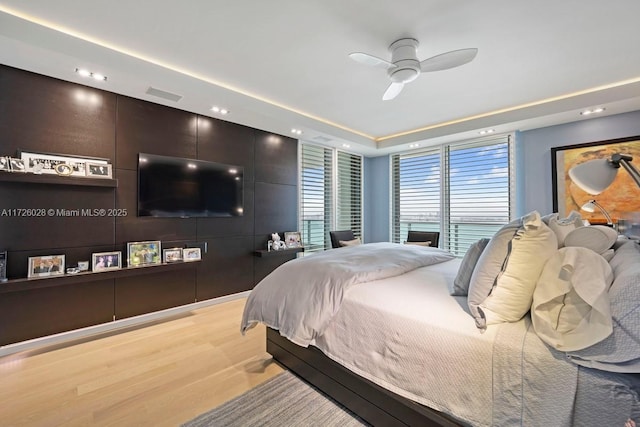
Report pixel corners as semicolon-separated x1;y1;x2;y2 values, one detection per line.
1;1;640;156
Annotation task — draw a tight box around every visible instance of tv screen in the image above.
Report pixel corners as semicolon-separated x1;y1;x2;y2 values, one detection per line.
137;153;243;218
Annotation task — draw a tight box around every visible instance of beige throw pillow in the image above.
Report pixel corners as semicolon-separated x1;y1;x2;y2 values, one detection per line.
339;237;362;247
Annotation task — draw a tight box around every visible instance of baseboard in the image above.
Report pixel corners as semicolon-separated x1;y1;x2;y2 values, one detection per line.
0;291;250;357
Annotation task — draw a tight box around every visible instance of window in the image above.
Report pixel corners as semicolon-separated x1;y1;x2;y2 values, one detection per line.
300;143;363;253
391;135;513;256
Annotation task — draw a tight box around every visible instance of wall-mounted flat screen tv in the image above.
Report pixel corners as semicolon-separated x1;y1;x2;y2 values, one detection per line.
138;153;243;218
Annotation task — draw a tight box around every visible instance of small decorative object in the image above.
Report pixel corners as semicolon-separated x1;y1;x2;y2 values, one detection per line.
92;251;122;271
183;247;201;261
54;163;73;176
86;162;113;178
284;231;302;248
163;248;183;263
66;267;79;274
0;250;7;282
77;261;90;272
0;157;10;172
270;233;287;251
9;158;26;172
28;254;65;278
127;241;161;267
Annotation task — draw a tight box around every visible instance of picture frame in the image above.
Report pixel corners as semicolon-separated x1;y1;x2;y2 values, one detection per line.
284;231;302;248
9;158;26;172
92;251;122;271
183;247;201;262
18;150;108;177
0;157;10;172
551;135;640;221
163;248;183;263
28;254;65;278
77;261;90;272
86;162;113;178
127;241;161;267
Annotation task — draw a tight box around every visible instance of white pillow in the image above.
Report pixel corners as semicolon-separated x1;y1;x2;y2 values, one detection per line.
403;241;431;246
468;214;527;328
478;211;558;326
339;237;362;247
564;225;618;254
532;246;613;351
546;211;583;248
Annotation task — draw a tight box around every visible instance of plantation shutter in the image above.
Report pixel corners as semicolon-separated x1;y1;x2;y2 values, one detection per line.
300;144;333;253
336;151;363;238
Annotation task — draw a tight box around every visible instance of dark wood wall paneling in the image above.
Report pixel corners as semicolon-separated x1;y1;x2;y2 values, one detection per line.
0;64;298;346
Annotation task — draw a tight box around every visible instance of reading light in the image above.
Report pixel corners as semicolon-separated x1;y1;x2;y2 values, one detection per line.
568;153;640;194
581;199;613;226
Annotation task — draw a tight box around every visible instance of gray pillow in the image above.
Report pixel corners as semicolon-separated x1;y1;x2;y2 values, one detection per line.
567;240;640;372
467;214;528;329
450;238;490;296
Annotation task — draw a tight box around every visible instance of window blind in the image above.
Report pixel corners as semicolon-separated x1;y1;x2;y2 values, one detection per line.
336;151;363;238
300;144;333;253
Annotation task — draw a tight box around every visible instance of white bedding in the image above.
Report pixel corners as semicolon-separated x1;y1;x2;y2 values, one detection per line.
242;244;579;426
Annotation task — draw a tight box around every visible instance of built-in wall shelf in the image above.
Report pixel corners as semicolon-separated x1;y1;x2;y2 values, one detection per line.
253;247;304;257
0;172;117;188
0;261;199;294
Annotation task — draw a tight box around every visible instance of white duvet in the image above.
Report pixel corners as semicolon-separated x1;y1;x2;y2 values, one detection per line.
241;242;454;346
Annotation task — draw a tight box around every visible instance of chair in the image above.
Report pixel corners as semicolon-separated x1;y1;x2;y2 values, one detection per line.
406;231;440;247
329;230;355;248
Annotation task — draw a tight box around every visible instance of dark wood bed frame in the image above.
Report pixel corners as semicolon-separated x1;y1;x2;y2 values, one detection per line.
267;328;463;427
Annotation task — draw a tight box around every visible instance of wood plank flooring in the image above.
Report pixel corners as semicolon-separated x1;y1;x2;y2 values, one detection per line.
0;298;284;426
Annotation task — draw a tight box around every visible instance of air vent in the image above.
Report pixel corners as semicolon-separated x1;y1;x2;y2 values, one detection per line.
145;87;183;102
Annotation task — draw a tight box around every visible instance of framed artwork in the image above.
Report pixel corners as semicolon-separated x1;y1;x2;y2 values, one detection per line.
28;254;65;278
18;150;108;176
551;135;640;222
127;240;161;267
183;247;201;262
86;162;113;178
163;248;183;263
92;251;122;271
77;261;90;272
9;158;26;172
284;231;302;248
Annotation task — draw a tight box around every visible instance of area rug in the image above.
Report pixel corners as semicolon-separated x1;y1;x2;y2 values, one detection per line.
182;370;370;427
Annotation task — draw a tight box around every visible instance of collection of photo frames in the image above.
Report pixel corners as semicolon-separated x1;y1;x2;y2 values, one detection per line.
267;231;303;251
0;150;113;178
27;241;202;278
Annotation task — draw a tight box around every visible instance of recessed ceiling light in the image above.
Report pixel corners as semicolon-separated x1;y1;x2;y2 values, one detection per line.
211;106;229;115
291;128;303;135
580;107;605;116
479;129;495;135
75;67;107;81
408;143;420;148
342;143;351;148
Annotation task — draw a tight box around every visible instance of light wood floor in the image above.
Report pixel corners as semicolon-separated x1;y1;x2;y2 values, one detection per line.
0;298;284;426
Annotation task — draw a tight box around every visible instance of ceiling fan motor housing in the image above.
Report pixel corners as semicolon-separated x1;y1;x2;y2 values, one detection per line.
388;38;420;83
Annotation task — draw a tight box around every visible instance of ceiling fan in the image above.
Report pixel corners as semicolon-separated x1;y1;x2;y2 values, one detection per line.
349;38;478;100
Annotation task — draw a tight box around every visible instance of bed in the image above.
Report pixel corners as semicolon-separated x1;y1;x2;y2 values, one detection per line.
241;215;640;426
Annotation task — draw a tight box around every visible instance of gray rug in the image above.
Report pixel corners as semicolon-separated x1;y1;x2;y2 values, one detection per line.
182;370;370;427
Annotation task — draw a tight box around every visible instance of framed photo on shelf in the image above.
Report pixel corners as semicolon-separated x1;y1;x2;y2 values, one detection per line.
28;254;65;278
86;162;113;178
127;240;161;267
551;135;640;220
0;157;10;172
163;248;183;263
18;150;108;177
9;158;26;172
77;261;90;272
284;231;302;248
92;251;122;271
183;247;201;262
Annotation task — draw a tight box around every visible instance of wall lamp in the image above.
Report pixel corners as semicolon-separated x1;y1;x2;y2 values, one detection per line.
568;153;640;195
580;199;613;226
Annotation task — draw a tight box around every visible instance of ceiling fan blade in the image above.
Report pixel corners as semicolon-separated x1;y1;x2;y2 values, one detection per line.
349;52;396;70
420;48;478;72
382;82;404;100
